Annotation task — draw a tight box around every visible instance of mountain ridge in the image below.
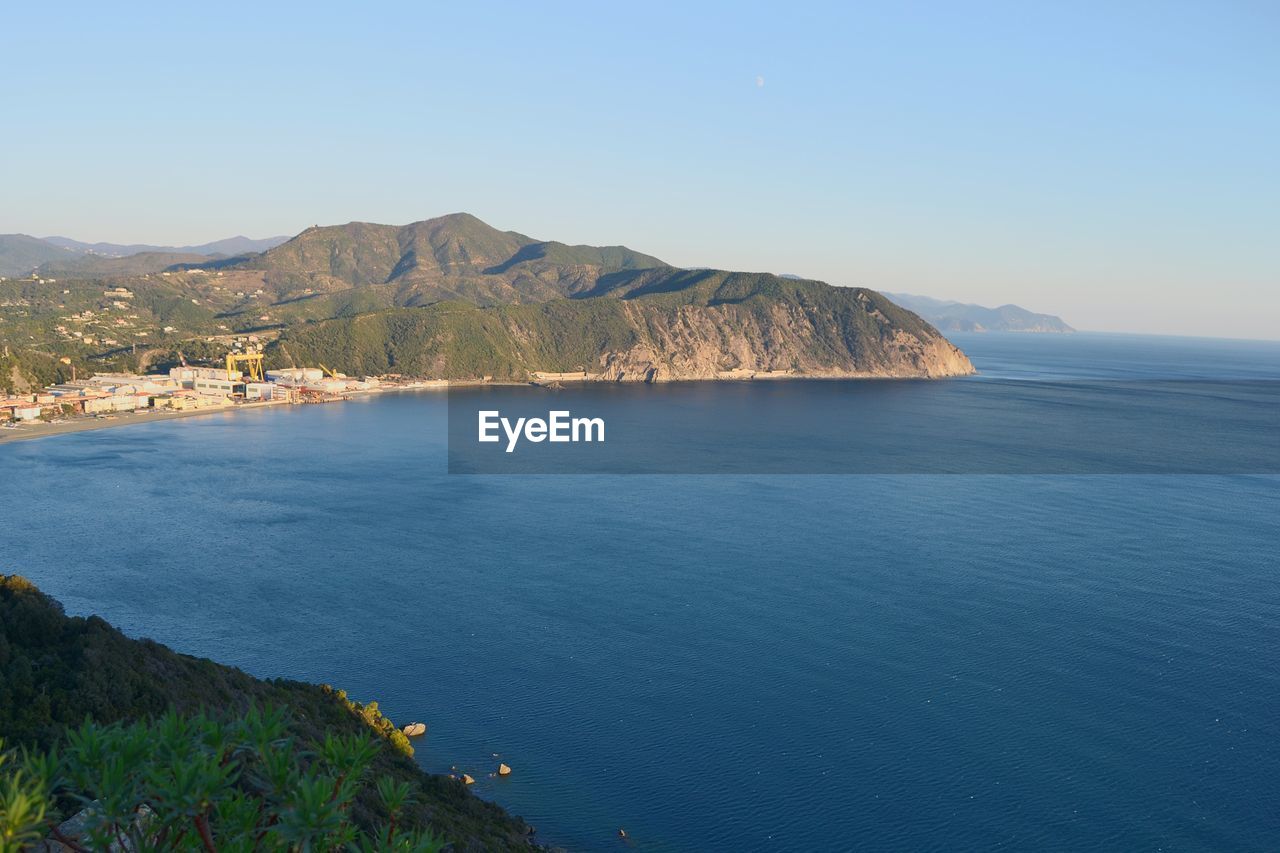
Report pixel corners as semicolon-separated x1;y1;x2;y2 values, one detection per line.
0;234;81;276
233;213;973;380
0;233;289;278
42;234;290;257
35;251;222;278
886;292;1074;333
0;213;976;383
236;213;668;306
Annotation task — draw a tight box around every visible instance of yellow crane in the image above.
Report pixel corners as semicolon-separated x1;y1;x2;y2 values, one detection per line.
319;363;341;379
226;352;265;382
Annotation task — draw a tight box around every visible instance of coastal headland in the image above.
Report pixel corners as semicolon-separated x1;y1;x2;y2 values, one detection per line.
1;213;974;414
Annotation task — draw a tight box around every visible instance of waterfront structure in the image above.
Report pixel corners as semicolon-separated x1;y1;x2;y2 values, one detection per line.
267;368;324;385
192;376;243;399
5;360;367;424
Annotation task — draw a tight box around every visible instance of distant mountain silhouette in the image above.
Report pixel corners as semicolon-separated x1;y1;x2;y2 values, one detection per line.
886;292;1074;333
0;234;80;276
40;234;290;258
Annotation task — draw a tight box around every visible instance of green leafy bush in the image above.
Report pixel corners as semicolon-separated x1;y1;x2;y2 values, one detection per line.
0;707;443;852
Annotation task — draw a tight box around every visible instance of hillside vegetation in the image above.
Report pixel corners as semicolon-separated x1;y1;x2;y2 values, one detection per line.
0;576;537;850
34;251;219;279
0;347;83;395
271;272;973;381
0;213;974;383
235;213;667;307
1;709;446;851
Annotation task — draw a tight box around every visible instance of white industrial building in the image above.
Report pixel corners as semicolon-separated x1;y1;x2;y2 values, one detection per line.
192;377;243;398
266;368;324;385
82;394;151;414
245;382;276;401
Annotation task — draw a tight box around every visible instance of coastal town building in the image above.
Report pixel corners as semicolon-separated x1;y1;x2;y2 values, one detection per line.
3;358;383;429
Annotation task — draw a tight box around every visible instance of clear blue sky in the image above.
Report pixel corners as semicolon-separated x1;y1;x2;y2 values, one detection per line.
4;1;1277;337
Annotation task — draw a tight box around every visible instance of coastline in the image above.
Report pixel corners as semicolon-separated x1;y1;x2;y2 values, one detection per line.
0;371;983;446
0;402;282;445
0;378;543;445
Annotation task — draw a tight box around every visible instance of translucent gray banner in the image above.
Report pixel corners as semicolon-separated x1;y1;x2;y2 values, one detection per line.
446;379;1279;474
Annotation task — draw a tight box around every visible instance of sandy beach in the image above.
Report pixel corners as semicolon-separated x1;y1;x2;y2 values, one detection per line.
0;381;486;446
0;401;285;446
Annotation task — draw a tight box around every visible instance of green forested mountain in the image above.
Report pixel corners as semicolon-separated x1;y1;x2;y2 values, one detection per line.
241;214;972;380
0;575;537;850
0;347;83;395
0;213;975;383
271;271;974;381
235;213;667;306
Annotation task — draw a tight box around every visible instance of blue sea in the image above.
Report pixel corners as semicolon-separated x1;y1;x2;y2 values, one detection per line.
3;332;1279;851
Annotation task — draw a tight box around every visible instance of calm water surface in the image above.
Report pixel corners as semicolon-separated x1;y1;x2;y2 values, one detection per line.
3;332;1279;851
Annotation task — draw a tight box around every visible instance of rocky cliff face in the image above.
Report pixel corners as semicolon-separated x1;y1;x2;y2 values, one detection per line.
274;280;976;383
590;298;974;381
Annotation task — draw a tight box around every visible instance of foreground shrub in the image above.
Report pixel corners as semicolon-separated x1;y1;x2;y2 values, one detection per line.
0;706;443;852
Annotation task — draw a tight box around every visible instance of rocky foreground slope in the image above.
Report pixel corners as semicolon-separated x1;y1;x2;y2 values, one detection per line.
0;575;538;850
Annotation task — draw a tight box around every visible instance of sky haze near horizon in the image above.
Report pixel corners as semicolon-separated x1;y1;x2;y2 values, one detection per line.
3;1;1277;338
